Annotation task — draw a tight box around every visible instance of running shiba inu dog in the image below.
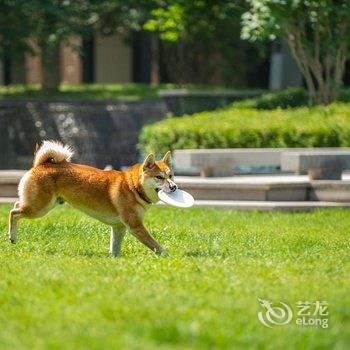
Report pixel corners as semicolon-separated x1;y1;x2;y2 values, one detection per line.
8;141;178;256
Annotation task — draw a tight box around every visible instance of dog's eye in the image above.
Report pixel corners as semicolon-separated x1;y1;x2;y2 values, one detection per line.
156;175;164;180
169;174;173;179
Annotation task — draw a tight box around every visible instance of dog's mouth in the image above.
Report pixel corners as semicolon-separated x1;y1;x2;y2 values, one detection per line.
157;187;178;194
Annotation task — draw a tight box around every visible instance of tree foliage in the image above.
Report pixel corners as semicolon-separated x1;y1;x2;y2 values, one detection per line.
0;0;103;90
143;1;243;42
0;1;34;57
0;0;269;89
241;0;350;104
142;0;267;86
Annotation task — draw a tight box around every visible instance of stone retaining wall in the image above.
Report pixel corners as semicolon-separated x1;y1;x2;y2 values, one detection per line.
0;99;167;169
159;89;262;116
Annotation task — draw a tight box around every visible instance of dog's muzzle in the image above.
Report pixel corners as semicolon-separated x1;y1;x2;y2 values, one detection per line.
159;180;178;193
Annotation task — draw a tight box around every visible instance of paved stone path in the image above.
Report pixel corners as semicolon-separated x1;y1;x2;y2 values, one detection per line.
2;171;350;211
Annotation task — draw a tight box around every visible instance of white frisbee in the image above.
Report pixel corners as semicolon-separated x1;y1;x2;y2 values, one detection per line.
158;189;194;208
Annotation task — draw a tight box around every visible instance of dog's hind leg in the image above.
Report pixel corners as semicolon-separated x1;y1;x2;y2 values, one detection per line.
8;185;56;244
10;169;57;244
110;223;126;257
8;204;25;244
8;199;56;244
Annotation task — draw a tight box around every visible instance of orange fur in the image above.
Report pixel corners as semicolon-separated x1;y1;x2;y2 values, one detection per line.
8;141;176;256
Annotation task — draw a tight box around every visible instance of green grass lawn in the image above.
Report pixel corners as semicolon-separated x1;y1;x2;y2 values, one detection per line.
0;205;349;349
0;84;251;101
0;83;166;100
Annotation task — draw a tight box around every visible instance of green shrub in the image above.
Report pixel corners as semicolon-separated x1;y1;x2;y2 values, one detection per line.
233;87;350;110
139;102;350;155
253;87;309;109
232;88;308;110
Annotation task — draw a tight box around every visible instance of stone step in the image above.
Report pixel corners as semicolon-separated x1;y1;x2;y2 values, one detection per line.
175;148;350;177
186;200;350;211
0;170;25;198
175;175;350;202
2;196;350;212
177;179;308;201
2;171;350;203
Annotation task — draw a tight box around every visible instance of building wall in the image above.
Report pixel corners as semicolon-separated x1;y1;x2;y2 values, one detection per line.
26;55;42;84
94;34;132;83
10;53;26;84
269;40;302;90
60;36;82;84
26;38;83;85
3;34;132;86
26;41;42;84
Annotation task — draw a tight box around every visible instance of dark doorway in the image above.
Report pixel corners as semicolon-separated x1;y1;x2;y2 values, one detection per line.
132;31;151;83
82;36;95;83
4;55;12;85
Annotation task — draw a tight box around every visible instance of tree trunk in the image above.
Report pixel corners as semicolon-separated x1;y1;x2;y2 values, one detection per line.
284;23;347;105
285;34;317;105
11;51;26;84
41;40;61;92
150;33;159;84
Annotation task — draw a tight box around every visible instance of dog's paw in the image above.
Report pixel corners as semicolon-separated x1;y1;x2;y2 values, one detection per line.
8;234;17;244
109;252;120;258
158;249;169;257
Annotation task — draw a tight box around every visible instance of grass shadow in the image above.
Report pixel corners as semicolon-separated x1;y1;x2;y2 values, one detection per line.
44;248;108;258
184;249;228;258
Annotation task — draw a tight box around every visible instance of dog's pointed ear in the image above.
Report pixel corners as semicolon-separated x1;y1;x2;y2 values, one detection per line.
143;153;155;170
33;143;40;154
162;151;172;167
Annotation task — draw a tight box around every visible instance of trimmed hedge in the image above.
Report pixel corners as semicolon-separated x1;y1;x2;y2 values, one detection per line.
234;87;350;110
139;102;350;155
246;87;308;109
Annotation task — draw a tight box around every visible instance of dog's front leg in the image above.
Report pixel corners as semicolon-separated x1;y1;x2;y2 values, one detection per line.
110;223;126;257
129;223;168;255
120;208;168;255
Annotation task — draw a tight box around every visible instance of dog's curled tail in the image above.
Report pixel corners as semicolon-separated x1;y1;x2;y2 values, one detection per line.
33;140;74;167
